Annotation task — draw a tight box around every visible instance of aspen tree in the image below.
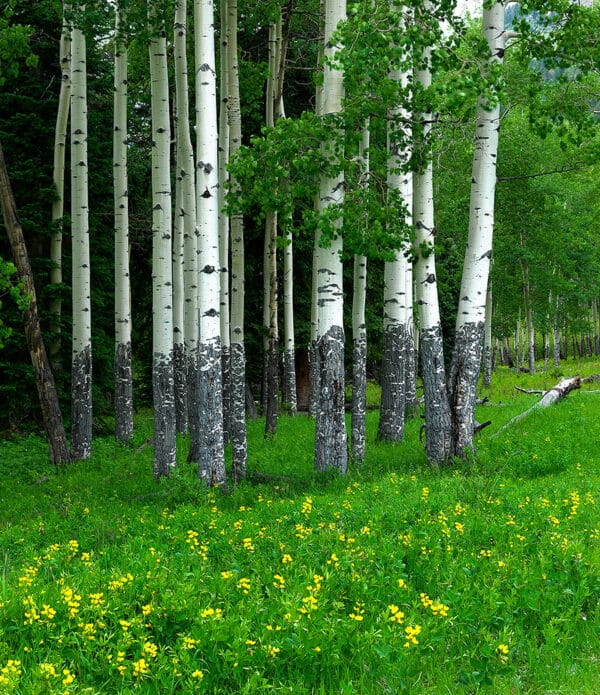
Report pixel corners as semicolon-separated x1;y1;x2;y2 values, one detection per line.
227;0;247;481
70;5;92;460
195;0;226;485
149;5;176;478
351;124;369;463
314;0;347;472
412;0;452;463
218;0;231;443
448;1;507;458
113;3;133;442
173;0;200;454
50;2;71;369
378;6;412;444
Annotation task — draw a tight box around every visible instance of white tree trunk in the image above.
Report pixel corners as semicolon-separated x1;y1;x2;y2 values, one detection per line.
378;36;411;444
195;0;226;486
218;0;231;444
173;0;200;458
113;6;133;443
412;7;452;463
283;217;297;414
483;278;493;385
448;1;505;458
314;0;347;473
227;0;247;482
351;124;369;463
172;153;187;434
70;11;92;460
50;3;71;368
149;16;176;478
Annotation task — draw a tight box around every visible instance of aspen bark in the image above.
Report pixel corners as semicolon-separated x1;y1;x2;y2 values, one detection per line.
314;0;347;473
218;0;231;443
149;15;176;478
227;0;247;482
351;124;369;463
378;28;411;444
448;1;505;458
113;6;133;443
195;0;226;486
412;10;452;462
50;4;71;368
70;12;92;460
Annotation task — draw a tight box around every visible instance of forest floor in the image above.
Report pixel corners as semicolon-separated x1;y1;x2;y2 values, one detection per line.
0;359;599;693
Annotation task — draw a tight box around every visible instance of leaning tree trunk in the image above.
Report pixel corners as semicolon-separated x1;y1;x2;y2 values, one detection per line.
448;1;505;459
50;4;71;370
195;0;227;486
227;0;248;482
113;6;134;443
70;12;93;460
412;8;452;463
378;46;411;444
314;0;347;473
149;13;177;478
0;140;71;465
351;124;369;463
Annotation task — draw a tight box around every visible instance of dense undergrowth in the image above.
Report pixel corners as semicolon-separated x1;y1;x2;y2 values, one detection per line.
0;361;599;693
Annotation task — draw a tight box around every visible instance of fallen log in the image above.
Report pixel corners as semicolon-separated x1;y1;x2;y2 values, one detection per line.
496;376;581;435
514;386;544;395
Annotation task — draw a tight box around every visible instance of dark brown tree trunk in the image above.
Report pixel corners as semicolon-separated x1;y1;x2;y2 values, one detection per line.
0;140;71;465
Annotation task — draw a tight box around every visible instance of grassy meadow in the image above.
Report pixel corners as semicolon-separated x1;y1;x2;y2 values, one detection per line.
0;361;599;693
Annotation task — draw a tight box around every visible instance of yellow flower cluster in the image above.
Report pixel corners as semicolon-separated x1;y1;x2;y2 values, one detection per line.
403;624;422;648
237;577;251;594
388;604;405;625
61;586;81;619
420;593;449;618
273;573;285;589
200;607;223;620
348;601;365;621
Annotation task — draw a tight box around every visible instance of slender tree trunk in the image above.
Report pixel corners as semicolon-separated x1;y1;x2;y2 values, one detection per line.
593;298;599;355
227;0;247;482
149;14;176;478
378;41;411;444
404;269;416;416
113;7;133;443
521;259;535;373
219;0;231;444
1;141;71;465
70;12;92;460
282;216;297;414
483;278;493;386
50;4;71;369
314;0;347;473
309;5;325;421
448;1;505;458
172;171;187;434
263;19;280;436
174;1;201;458
351;123;369;463
194;0;227;485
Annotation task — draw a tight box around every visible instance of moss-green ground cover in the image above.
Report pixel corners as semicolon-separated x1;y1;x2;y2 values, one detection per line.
0;363;599;693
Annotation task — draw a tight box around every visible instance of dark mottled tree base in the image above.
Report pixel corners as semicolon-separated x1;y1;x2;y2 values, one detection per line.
315;325;347;473
173;342;187;435
420;325;452;464
264;337;279;437
221;346;231;445
404;330;417;417
378;324;406;443
186;352;200;463
283;348;297;415
351;336;367;463
449;321;485;458
198;339;226;486
153;356;176;479
230;342;247;483
72;344;93;460
308;339;319;419
114;341;133;442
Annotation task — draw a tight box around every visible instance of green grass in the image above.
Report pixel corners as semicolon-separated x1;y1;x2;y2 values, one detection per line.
0;361;599;693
